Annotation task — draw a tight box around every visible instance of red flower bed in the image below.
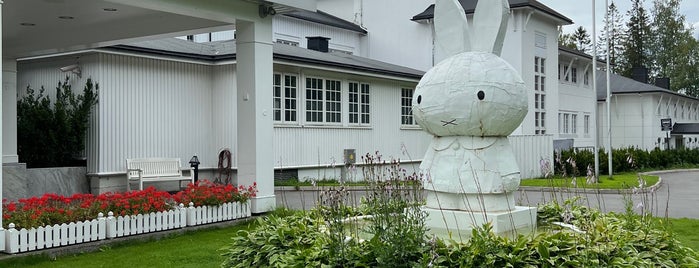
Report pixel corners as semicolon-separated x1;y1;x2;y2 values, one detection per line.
2;180;256;229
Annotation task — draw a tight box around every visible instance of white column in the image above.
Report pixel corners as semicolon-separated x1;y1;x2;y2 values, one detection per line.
2;58;17;164
0;0;6;251
235;18;275;213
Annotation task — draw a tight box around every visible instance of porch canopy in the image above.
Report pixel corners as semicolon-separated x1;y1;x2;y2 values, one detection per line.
1;0;316;249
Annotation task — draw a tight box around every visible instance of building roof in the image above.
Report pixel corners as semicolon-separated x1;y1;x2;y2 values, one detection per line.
412;0;573;24
671;123;699;135
283;10;367;34
595;72;699;102
108;38;423;80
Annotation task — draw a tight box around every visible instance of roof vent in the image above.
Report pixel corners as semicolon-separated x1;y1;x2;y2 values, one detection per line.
631;66;648;83
306;36;330;52
655;77;670;90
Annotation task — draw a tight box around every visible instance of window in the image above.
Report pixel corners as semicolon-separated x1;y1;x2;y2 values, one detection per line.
571;114;578;134
563;113;570;134
276;39;299;46
325;80;342;123
584;114;590;135
305;77;324;123
571;67;578;83
584;70;590;86
401;88;418;126
535;56;547;135
273;73;298;123
563;66;570;82
349;82;370;125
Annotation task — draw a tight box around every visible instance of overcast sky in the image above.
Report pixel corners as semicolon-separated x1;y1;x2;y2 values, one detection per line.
538;0;699;38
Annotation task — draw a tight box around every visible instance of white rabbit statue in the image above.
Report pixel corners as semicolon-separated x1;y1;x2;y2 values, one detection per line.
413;0;527;212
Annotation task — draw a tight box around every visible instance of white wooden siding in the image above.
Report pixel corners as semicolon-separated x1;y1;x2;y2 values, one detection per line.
273;16;361;55
95;54;215;174
211;64;238;167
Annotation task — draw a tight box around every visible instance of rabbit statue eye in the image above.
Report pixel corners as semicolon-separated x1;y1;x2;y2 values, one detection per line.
417;95;422;104
477;91;485;100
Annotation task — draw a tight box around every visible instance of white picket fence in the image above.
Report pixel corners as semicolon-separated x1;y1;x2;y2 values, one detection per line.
3;201;251;254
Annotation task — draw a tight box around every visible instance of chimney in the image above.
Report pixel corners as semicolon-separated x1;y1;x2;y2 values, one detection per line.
306;36;330;52
631;66;649;83
655;77;670;89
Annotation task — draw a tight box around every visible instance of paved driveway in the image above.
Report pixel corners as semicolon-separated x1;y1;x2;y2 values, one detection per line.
276;170;699;219
516;170;699;219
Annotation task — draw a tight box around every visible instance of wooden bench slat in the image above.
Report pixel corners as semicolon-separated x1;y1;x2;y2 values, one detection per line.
126;158;193;191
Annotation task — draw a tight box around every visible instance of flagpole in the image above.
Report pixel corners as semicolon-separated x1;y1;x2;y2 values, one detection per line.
592;0;600;181
605;0;613;178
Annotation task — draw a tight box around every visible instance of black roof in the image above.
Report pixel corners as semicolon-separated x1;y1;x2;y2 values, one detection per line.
671;123;699;135
412;0;572;24
284;10;367;34
108;38;423;80
595;72;699;102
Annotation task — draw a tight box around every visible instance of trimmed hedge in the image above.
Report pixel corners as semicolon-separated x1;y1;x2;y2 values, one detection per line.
555;147;699;176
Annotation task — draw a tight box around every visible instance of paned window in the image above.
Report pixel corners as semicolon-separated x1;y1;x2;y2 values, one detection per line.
401;88;418;126
305;77;324;123
535;56;547;135
584;115;590;135
349;82;370;124
273;73;298;122
325;80;342;123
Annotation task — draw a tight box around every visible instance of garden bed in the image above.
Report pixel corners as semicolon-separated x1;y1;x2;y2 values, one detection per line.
2;180;255;254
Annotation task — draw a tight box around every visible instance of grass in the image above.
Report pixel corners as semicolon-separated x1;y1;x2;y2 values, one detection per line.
670;218;699;251
520;172;659;189
0;220;258;268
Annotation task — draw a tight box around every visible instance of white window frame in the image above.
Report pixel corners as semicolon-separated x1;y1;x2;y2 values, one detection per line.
535;56;547;135
584;114;590;135
348;81;370;126
273;73;299;124
401;88;419;127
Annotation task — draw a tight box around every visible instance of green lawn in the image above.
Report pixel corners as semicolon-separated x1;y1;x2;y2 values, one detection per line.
0;220;257;268
670;218;699;251
0;215;696;267
520;172;660;189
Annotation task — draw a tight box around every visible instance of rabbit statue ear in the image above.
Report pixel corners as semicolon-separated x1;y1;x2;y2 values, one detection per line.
434;0;471;59
472;0;510;55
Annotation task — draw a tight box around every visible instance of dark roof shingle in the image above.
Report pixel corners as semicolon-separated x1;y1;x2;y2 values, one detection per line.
109;38;423;79
412;0;572;24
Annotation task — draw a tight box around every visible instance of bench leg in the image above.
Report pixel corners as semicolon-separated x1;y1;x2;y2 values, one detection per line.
127;180;131;192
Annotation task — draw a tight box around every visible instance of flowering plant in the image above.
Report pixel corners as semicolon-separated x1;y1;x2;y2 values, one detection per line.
172;180;257;207
2;181;257;229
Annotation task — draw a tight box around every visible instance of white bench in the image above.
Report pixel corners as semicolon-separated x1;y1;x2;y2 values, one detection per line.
126;158;194;191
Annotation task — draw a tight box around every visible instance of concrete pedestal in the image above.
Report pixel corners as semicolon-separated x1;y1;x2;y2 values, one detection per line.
423;206;537;242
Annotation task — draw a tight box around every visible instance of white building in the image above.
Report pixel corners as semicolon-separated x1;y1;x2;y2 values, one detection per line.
597;72;699;151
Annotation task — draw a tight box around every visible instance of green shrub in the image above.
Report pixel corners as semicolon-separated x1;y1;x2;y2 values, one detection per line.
17;77;98;168
555;147;699;176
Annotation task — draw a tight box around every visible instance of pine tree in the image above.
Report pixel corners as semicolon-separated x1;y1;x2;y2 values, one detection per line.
572;26;592;53
597;2;626;73
621;0;652;78
559;32;577;50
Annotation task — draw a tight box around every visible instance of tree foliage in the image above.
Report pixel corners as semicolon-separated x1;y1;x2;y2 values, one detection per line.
620;0;653;77
572;26;592;53
17;77;99;168
649;0;699;95
597;2;626;74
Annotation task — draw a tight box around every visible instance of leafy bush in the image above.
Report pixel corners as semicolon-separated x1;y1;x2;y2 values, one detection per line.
17;77;98;168
555;147;699;176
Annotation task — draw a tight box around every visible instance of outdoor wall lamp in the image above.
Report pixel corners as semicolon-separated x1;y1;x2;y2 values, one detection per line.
189;156;200;182
59;63;81;77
